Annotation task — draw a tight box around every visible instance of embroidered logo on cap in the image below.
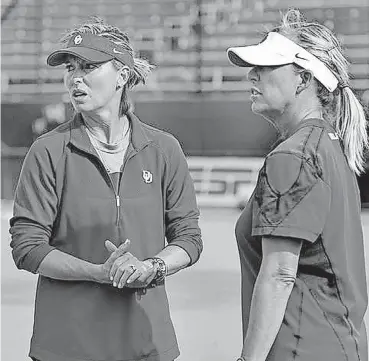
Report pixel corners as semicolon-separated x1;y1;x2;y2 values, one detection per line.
113;48;125;55
295;53;308;61
142;170;153;184
328;132;339;140
74;35;83;45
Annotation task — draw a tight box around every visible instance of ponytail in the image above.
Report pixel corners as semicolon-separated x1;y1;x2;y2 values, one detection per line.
127;57;155;88
117;57;155;116
336;88;369;175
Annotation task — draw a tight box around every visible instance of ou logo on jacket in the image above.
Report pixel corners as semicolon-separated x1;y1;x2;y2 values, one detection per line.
142;170;153;184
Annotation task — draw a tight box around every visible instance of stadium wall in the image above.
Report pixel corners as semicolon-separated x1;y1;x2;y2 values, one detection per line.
1;100;278;154
2;100;368;206
1;99;278;204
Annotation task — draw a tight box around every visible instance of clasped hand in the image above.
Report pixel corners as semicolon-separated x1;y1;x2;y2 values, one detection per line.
98;239;157;289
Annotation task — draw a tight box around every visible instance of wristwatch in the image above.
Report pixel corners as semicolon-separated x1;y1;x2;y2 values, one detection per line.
146;257;167;287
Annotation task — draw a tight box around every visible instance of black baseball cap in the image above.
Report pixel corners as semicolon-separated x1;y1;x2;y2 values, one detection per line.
47;33;134;69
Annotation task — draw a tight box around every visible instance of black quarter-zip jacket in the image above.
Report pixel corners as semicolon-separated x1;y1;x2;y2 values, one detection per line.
10;111;202;361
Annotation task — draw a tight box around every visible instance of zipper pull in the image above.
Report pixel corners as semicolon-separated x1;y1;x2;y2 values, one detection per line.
116;195;120;207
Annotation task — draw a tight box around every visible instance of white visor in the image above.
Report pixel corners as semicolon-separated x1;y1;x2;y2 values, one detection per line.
227;32;339;92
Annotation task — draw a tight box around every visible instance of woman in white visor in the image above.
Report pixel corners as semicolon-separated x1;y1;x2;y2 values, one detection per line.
228;9;368;361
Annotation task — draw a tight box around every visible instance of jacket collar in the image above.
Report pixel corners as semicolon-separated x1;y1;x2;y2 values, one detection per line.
276;118;336;143
291;117;336;135
127;111;153;152
271;118;337;150
69;111;153;154
68;113;95;155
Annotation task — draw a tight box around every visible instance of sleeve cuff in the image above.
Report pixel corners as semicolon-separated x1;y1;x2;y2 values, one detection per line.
252;226;319;243
168;239;202;266
21;243;57;273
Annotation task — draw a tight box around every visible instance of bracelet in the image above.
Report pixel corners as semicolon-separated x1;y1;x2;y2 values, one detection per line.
236;357;246;361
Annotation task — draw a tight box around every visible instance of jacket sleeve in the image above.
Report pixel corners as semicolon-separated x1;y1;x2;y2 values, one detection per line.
9;140;58;273
163;137;203;265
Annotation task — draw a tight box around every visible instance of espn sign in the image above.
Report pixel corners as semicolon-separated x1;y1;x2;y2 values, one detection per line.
187;156;264;208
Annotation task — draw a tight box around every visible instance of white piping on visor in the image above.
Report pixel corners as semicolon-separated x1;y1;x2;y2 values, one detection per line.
227;32;339;92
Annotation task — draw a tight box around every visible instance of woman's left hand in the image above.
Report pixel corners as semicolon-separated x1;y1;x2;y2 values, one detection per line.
108;251;157;289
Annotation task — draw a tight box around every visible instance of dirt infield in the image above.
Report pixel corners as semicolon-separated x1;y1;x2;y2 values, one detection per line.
2;206;369;361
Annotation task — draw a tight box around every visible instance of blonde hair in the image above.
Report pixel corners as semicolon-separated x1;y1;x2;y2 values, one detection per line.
273;9;368;175
60;16;155;115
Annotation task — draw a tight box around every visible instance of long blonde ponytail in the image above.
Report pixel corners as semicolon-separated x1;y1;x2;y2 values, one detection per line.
338;87;369;175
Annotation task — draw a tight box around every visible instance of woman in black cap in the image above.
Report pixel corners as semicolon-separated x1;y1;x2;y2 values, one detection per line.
10;17;202;361
227;9;368;361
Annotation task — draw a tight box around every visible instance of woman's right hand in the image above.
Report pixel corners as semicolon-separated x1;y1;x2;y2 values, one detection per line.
94;239;131;284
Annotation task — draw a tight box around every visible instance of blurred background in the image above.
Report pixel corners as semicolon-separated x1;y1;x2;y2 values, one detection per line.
1;0;369;360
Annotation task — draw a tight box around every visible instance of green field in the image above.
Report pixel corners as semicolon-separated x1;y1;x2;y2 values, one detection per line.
2;205;369;361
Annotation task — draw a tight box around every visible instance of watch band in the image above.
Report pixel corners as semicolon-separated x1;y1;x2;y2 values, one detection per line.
146;257;167;287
